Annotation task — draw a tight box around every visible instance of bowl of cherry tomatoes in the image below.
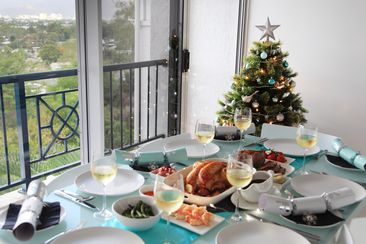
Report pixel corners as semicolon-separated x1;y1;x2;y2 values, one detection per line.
149;165;177;179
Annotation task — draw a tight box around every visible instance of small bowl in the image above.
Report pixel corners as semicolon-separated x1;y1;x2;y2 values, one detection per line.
112;195;161;231
139;184;154;197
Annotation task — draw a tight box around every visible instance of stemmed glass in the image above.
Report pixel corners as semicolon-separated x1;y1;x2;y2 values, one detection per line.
234;108;252;149
295;123;318;175
226;154;254;222
154;174;184;244
90;152;118;220
195;119;215;159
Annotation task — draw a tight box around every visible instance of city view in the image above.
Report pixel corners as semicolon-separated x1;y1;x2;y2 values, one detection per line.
0;0;135;193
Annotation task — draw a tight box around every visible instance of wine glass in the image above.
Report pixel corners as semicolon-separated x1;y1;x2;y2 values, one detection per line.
234;108;252;149
154;174;184;244
91;152;118;220
295;123;318;175
226;154;254;222
195;119;215;159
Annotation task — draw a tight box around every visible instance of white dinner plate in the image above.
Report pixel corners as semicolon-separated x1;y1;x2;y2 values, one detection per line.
264;138;320;157
216;221;310;244
162;212;225;235
75;169;144;196
0;204;66;231
291;174;366;202
164;138;220;158
53;227;143;244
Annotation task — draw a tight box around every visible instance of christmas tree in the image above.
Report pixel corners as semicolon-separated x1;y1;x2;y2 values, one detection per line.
217;18;307;134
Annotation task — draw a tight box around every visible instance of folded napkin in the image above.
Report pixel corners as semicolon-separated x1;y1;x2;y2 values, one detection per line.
332;139;366;171
7;180;50;241
2;202;61;231
283;210;344;227
259;187;356;216
214;126;241;141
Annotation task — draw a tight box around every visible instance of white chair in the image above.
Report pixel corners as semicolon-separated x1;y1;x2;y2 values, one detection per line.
260;123;340;154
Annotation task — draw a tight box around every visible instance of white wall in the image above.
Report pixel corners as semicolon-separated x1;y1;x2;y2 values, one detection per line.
184;0;365;152
182;0;239;134
247;0;366;152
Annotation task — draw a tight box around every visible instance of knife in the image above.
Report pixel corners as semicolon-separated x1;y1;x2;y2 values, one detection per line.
55;190;99;211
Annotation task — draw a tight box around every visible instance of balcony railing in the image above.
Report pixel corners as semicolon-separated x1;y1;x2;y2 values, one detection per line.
0;59;168;192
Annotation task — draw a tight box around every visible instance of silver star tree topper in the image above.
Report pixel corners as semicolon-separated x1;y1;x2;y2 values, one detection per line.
256;17;280;41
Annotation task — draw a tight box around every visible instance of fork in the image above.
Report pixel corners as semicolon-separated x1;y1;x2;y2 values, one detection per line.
44;221;86;244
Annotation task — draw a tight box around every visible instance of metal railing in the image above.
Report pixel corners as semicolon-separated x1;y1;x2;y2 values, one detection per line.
0;59;168;192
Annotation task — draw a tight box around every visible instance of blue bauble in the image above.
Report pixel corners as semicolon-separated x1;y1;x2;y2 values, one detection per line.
283;60;289;67
245;63;251;69
268;77;276;85
260;51;268;59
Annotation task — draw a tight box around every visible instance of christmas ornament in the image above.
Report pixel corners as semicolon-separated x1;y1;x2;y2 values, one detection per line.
275;82;284;89
290;80;296;87
283;92;290;98
268;77;276;85
289;106;293;111
283;60;289;67
272;97;278;102
245;63;251;69
285;80;291;86
265;115;269;120
257;78;262;84
252;101;259;108
260;51;268;59
230;100;235;106
276;113;284;121
256;17;280;41
241;91;259;103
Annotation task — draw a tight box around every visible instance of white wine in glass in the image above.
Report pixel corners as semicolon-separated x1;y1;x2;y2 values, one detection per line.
154;174;184;244
195;119;215;159
295;124;318;175
234;108;252;149
91;152;117;220
226;154;254;222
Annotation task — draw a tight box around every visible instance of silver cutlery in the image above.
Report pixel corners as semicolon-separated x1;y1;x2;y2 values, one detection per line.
60;189;94;201
55;190;99;211
246;212;320;243
170;162;188;167
44;221;86;244
207;203;231;213
243;137;268;147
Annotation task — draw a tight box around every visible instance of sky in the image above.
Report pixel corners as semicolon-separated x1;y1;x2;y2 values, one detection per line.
0;0;123;20
0;0;76;19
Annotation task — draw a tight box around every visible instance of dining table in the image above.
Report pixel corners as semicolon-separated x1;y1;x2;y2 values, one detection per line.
1;135;365;244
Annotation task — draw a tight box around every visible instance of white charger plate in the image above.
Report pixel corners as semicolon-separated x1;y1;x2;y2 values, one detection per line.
53;227;143;244
230;185;281;210
164;138;220;158
75;169;144;196
216;221;310;244
0;204;66;231
263;138;320;157
291;174;366;202
162;212;225;235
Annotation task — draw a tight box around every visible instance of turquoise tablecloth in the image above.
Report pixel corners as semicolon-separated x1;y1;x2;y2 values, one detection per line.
1;135;365;244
